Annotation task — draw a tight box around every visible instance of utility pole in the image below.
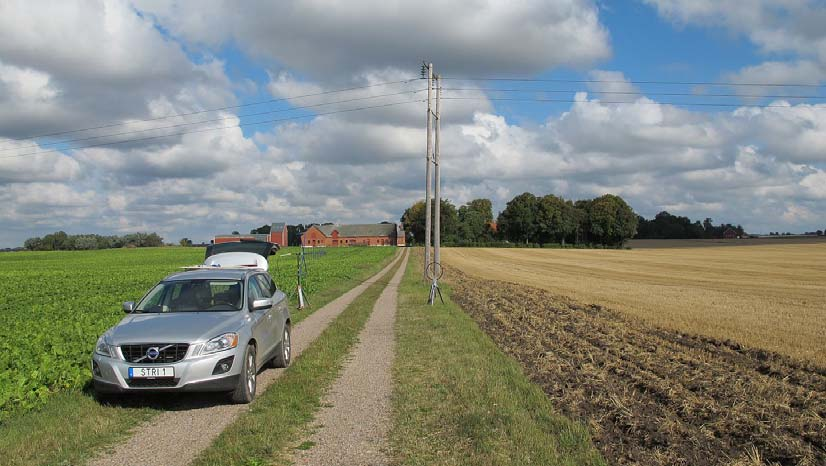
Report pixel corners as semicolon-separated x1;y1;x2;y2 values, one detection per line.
433;74;441;276
422;66;443;305
423;62;433;279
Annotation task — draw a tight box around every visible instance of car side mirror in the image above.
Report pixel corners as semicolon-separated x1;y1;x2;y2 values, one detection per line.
251;298;273;311
123;301;136;313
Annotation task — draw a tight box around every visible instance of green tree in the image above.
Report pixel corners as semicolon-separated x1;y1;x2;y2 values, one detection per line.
498;192;539;243
179;238;193;247
457;198;494;242
74;236;98;250
250;225;270;234
466;198;494;222
535;194;577;245
457;207;487;242
438;198;460;243
571;200;589;244
586;194;637;246
401;199;459;244
23;237;43;250
401;200;426;245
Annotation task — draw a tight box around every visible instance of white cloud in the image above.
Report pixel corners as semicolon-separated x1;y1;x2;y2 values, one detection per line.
644;1;826;59
644;0;826;89
137;0;611;77
0;0;235;140
781;204;815;224
5;0;826;248
0;139;81;183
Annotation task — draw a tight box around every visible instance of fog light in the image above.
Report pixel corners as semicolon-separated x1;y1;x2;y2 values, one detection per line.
92;360;102;377
212;355;234;375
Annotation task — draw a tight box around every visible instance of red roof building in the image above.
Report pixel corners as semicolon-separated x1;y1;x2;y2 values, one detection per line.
301;223;405;247
214;222;288;247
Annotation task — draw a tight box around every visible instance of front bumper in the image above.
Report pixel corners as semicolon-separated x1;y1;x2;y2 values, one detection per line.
93;374;240;393
92;346;243;394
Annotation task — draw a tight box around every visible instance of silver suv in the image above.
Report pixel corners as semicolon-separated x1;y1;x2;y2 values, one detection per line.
92;245;290;404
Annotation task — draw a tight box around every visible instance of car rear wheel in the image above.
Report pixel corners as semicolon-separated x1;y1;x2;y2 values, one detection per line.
271;323;291;368
230;344;256;404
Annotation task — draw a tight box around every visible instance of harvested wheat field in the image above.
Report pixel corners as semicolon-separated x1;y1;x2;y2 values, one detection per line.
441;244;826;366
447;268;826;465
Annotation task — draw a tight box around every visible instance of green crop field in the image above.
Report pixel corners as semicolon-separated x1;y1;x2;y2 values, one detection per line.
0;246;395;421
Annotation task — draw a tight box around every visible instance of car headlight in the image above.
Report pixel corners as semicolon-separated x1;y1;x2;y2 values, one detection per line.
95;336;114;358
202;333;239;355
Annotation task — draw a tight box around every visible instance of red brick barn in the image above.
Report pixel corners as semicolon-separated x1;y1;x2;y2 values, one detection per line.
214;222;289;247
301;223;405;247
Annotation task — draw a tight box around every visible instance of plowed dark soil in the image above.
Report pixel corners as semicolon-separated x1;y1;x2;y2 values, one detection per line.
448;269;826;466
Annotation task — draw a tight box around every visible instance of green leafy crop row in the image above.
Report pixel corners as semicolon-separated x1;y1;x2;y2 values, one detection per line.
0;246;395;422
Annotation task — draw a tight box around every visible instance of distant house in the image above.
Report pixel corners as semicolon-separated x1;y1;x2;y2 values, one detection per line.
723;227;738;239
214;222;288;247
301;223;405;247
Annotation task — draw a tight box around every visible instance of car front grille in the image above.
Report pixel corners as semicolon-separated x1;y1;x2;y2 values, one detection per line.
126;378;179;388
120;343;189;364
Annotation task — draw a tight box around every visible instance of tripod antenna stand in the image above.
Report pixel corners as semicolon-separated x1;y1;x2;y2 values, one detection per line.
297;245;309;309
426;261;444;305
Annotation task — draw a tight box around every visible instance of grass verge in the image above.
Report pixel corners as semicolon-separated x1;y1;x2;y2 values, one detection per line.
0;391;157;466
0;248;398;466
390;250;605;466
190;255;404;466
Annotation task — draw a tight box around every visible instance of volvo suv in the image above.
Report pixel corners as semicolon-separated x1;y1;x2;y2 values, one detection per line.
92;243;290;403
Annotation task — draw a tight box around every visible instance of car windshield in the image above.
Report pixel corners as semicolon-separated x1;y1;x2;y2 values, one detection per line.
136;279;244;313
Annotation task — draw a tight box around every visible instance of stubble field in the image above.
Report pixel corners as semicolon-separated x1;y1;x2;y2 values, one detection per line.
442;243;826;465
441;243;826;366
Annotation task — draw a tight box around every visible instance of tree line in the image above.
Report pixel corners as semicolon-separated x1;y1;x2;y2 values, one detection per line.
401;193;638;247
24;231;164;251
636;212;745;239
401;193;762;247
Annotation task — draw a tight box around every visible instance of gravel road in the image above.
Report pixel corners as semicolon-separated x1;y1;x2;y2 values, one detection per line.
292;249;409;466
88;249;403;466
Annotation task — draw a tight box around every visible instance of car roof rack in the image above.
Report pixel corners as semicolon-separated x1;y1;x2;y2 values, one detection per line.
180;264;264;271
186;251;269;272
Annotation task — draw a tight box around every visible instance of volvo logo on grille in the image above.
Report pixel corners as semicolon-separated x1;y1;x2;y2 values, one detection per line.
146;347;160;360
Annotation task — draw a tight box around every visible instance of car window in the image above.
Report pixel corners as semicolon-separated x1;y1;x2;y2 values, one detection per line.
140;284;167;311
248;276;264;302
265;275;278;294
255;275;274;298
137;279;243;312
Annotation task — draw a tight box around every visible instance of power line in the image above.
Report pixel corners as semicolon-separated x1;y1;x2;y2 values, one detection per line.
440;95;824;109
437;76;825;88
2;89;425;153
1;99;425;159
3;79;418;145
441;87;825;100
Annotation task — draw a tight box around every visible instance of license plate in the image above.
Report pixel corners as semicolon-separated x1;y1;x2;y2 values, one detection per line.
128;367;174;379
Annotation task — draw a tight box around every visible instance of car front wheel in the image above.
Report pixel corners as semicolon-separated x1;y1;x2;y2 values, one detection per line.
230;344;256;404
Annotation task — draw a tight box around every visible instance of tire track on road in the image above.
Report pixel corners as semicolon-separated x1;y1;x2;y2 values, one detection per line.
88;249;403;466
292;249;409;466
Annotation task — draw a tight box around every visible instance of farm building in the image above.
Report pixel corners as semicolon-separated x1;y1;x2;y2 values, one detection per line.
302;223;405;247
214;222;288;247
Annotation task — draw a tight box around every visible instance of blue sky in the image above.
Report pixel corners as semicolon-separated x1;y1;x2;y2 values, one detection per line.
1;0;825;247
